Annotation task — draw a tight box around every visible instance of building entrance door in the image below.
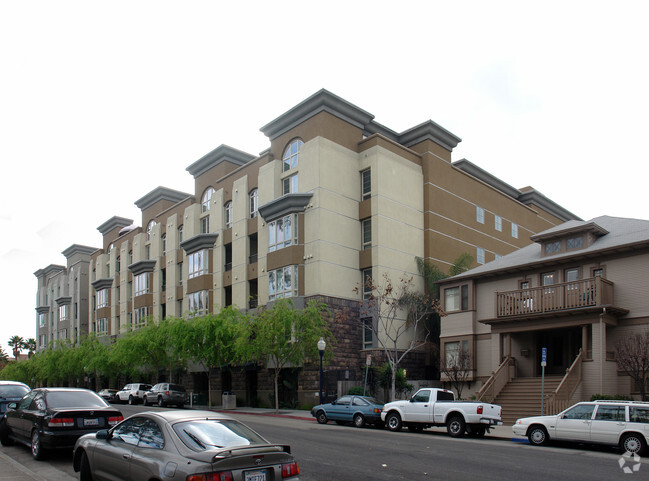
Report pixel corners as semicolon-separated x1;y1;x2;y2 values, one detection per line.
535;327;581;375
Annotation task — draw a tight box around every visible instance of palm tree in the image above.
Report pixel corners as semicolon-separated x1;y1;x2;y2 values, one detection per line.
8;336;24;360
0;346;8;367
25;338;37;358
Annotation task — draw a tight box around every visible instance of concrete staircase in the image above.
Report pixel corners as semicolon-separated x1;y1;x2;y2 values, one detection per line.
494;376;563;425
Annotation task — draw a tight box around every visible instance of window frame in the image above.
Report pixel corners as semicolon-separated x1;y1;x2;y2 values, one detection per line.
511;222;518;238
249;189;258;218
201;187;215;213
146;220;156;242
476;206;485;224
362;219;372;250
282;139;303;172
224;201;233;229
134;273;149;296
268;214;298;252
96;288;109;308
268;265;299;300
188;249;208;279
361;169;371;201
282;174;298;195
494;215;502;232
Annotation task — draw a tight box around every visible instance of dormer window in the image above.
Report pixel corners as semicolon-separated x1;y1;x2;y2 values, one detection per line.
545;241;561;255
567;236;583;250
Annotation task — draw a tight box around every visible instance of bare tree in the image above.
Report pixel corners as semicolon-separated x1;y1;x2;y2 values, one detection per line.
440;345;472;399
616;331;649;401
356;273;443;401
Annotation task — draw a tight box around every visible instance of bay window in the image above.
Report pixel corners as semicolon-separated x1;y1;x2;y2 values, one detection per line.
268;265;298;300
268;214;298;252
188;249;208;279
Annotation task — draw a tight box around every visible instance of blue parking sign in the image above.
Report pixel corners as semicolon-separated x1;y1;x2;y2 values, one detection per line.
542;347;547;366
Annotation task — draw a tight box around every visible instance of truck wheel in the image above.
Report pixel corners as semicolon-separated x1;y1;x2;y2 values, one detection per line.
316;410;328;424
447;416;466;437
353;414;365;428
528;426;548;446
386;412;403;432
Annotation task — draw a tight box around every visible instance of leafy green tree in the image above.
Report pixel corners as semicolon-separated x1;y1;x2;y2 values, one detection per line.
240;299;334;413
8;336;24;359
173;308;245;407
0;346;8;367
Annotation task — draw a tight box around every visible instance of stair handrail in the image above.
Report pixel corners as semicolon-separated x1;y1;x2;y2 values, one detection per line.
544;349;583;414
477;355;513;403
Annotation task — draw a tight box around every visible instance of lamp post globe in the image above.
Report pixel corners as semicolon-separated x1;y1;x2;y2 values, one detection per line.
317;337;326;404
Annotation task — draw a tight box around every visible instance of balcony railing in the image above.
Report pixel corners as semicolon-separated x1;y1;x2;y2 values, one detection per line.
496;277;614;318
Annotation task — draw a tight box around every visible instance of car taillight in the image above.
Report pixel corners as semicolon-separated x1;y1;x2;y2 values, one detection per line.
373;408;382;414
477;405;483;415
282;462;299;478
108;416;124;426
186;472;233;481
48;417;74;427
166;391;170;396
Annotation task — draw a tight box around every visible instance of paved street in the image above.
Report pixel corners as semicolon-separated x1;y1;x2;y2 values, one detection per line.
1;405;647;480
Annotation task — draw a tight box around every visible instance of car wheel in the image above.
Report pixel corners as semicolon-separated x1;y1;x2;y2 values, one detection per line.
528;426;549;446
142;396;149;406
128;395;135;405
0;419;13;446
316;410;328;424
621;433;646;455
157;397;164;407
353;414;365;428
31;430;44;460
408;424;423;433
446;416;466;438
386;412;402;432
79;451;93;481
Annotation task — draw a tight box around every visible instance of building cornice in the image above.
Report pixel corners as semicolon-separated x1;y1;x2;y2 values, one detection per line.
530;221;609;243
134;187;192;211
127;260;157;276
55;296;72;305
34;264;66;278
398;120;462;151
180;233;219;255
186;145;255;178
91;278;114;290
62;244;98;258
97;216;134;236
258;193;313;223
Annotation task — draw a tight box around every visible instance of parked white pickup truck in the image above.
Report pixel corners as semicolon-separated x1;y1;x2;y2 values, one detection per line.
381;388;503;437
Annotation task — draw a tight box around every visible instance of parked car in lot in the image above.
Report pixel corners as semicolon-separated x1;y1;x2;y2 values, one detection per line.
513;400;649;454
381;388;502;437
0;381;30;414
311;395;384;427
72;410;300;481
97;389;118;403
115;383;152;405
0;387;123;460
143;383;186;408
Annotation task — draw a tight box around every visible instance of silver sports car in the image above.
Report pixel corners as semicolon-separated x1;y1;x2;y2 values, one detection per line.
73;410;300;481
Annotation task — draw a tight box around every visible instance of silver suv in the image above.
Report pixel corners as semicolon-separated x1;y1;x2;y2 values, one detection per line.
116;383;152;405
143;383;186;408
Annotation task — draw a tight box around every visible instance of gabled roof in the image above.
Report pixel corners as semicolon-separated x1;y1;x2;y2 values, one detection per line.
440;216;649;282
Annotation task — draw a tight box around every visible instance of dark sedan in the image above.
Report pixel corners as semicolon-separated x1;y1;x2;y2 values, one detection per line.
0;381;30;414
0;387;123;460
311;395;384;427
73;410;299;481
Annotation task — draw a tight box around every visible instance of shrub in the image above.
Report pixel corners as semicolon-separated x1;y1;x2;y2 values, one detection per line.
590;393;634;401
348;386;365;396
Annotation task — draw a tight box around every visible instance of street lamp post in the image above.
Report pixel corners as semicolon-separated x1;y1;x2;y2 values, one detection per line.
317;337;326;405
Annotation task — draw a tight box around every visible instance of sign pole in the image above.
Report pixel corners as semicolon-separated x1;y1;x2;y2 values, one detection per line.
541;347;547;415
363;354;371;397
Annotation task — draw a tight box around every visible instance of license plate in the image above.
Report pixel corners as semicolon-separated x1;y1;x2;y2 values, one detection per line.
245;470;266;481
83;418;99;426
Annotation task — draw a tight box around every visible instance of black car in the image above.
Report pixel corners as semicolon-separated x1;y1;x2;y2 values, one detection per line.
0;381;31;414
0;387;123;460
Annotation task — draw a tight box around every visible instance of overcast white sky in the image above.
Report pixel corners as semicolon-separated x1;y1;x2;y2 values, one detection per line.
1;1;647;356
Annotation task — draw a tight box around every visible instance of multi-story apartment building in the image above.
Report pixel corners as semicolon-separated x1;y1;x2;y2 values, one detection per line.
34;245;95;348
36;90;579;405
438;215;649;423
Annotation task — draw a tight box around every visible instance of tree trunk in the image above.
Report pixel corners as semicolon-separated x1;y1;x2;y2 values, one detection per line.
207;368;212;408
274;368;280;414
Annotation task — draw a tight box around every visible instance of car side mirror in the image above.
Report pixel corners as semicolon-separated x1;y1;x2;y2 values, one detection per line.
7;403;17;410
96;430;111;440
331;401;336;405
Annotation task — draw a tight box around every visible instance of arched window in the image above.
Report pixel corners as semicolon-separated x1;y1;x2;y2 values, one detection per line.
225;201;233;229
202;187;215;213
282;139;303;171
146;220;156;241
249;189;258;218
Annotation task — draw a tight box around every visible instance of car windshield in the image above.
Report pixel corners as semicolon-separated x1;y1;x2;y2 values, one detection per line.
0;385;29;398
46;391;109;409
173;419;266;451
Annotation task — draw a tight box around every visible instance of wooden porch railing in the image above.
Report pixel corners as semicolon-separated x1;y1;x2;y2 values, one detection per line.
496;277;614;318
544;349;583;415
477;356;515;403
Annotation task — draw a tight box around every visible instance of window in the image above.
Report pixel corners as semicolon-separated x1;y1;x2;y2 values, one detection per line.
145;245;150;260
361;268;372;299
594;405;625;421
59;305;69;321
412;390;430;403
361;169;371;200
96;318;109;335
188;250;208;279
138;419;165;449
562;404;595;420
545;241;561;255
146;220;156;241
134;307;149;326
511;223;518;238
116;256;121;273
565;268;579;283
445;287;460;311
567;236;583;250
97;289;109;308
129;250;133;264
201;187;215;213
477;247;485;264
249;189;258;218
268;266;298;300
362;219;371;250
134;273;149;296
178;262;183;285
542;272;555;286
494;215;502;232
224;201;233;229
520;281;530;289
187;290;208;316
39;313;46;328
268;214;298;252
445;340;469;368
630;407;649;423
224;243;232;271
282;139;303;171
201;215;210;234
461;285;469;311
161;234;166;254
593;268;604;277
282;174;298;194
178;225;183;246
363;317;373;348
476;206;485;224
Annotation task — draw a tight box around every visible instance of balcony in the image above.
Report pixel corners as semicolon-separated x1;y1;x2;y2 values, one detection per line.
495;277;622;319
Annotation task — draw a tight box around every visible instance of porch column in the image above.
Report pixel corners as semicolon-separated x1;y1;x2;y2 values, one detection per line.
582;325;589;360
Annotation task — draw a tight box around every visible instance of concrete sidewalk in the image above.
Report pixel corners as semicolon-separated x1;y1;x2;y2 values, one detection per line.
0;449;76;481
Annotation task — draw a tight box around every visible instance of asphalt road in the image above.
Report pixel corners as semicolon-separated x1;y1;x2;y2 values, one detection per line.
1;404;645;481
